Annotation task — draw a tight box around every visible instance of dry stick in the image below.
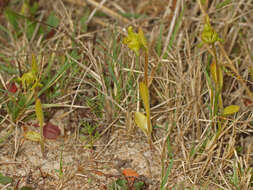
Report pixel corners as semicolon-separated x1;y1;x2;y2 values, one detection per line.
64;0;128;32
86;0;107;24
0;73;7;90
86;0;130;24
197;0;206;17
161;0;181;58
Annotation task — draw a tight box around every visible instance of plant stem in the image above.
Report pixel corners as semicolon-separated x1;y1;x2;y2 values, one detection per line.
35;96;45;157
144;50;152;145
39;114;45;157
144;50;148;86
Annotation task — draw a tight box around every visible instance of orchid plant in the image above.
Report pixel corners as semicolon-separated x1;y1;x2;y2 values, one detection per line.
123;26;152;144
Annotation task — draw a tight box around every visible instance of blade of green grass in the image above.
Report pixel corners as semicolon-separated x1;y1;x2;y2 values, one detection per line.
38;54;74;97
156;23;164;57
216;0;232;9
160;157;173;190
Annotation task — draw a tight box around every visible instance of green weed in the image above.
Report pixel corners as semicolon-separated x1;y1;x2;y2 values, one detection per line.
80;121;100;149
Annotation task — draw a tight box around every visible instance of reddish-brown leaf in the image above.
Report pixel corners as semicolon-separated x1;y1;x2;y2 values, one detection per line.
43;122;60;140
7;82;17;93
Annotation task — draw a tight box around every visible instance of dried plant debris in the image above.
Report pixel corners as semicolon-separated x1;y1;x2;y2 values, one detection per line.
0;0;253;189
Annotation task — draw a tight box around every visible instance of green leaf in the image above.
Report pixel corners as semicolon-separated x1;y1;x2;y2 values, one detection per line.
216;0;232;9
30;1;39;15
109;179;128;190
26;20;37;40
7;94;27;121
222;105;240;115
139;82;152;134
139;82;150;116
134;112;148;136
0;173;13;185
0;61;18;74
4;9;20;31
38;55;73;96
31;54;38;75
35;98;44;127
210;61;217;84
134;181;145;190
46;12;59;32
160;158;173;190
24;130;41;142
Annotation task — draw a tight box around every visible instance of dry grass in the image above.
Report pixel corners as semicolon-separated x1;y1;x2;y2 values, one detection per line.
0;0;253;189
